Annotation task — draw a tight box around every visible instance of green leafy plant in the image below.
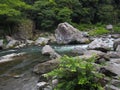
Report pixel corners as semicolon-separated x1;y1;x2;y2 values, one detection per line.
45;56;104;90
89;27;109;36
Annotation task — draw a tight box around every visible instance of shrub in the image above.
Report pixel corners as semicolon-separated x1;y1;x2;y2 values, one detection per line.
45;56;104;90
89;27;109;36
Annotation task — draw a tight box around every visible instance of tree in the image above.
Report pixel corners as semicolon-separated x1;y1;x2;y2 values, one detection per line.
0;0;31;35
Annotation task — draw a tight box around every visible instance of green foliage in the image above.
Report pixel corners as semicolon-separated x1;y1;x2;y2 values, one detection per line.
89;27;109;36
45;56;104;90
113;24;120;33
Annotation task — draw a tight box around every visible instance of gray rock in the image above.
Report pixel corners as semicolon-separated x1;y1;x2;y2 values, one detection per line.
0;40;3;49
106;24;113;30
26;40;34;45
6;36;14;42
33;59;60;74
83;50;109;63
102;62;120;77
107;51;120;58
6;40;18;48
35;37;49;45
72;47;87;55
113;38;120;51
44;86;52;90
116;45;120;52
37;82;47;90
111;34;120;39
42;45;61;59
88;38;114;52
105;85;120;90
55;22;90;44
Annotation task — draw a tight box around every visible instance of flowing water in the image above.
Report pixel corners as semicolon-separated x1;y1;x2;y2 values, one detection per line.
0;45;88;90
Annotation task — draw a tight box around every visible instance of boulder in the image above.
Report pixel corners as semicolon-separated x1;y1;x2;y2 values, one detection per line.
33;59;60;74
0;40;3;49
83;50;109;64
6;40;18;49
35;37;49;46
55;22;90;44
113;38;120;51
42;45;61;59
88;38;114;52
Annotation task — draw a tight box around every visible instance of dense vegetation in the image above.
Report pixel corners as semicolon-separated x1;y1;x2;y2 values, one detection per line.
0;0;120;36
45;56;104;90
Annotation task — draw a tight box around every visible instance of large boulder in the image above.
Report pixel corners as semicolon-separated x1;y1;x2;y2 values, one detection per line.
42;45;61;59
55;22;90;44
35;37;49;46
113;38;120;51
88;38;114;52
13;19;34;40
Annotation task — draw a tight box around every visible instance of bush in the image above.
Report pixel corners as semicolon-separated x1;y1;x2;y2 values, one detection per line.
45;56;104;90
89;27;109;36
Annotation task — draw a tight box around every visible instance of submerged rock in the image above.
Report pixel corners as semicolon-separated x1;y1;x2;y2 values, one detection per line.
55;22;90;44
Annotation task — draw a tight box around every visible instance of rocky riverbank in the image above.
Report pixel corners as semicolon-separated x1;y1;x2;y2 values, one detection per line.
0;22;120;90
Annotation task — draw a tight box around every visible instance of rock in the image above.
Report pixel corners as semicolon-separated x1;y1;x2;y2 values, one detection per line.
42;45;61;59
13;19;34;40
52;79;58;88
113;38;120;51
35;37;49;45
106;24;113;30
6;40;18;48
33;59;60;74
111;34;120;39
26;40;34;45
88;38;114;52
72;47;87;55
15;44;26;48
83;50;109;64
44;85;52;90
116;45;120;52
6;36;14;42
37;82;47;90
105;85;120;90
107;51;120;58
55;22;90;44
101;61;120;77
0;40;3;49
48;34;56;43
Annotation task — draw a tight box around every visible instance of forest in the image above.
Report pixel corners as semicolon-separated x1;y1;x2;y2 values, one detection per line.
0;0;120;37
